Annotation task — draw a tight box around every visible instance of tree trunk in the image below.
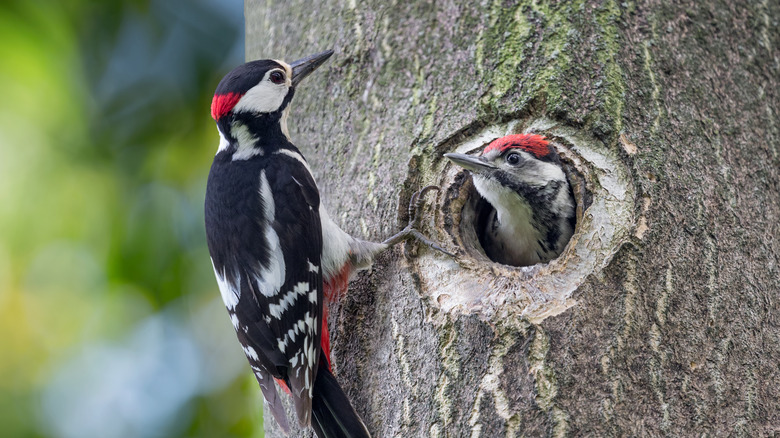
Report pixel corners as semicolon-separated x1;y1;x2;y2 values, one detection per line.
246;0;780;436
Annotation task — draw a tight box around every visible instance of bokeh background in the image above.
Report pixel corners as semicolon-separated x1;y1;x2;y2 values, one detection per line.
0;1;264;436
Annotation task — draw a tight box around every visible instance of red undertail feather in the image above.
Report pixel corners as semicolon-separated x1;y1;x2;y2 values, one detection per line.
279;262;352;395
272;262;368;435
324;262;352;302
483;133;550;158
321;263;353;370
211;92;242;120
275;378;291;395
321;306;332;371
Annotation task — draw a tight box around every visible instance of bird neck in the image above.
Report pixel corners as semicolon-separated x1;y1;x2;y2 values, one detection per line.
473;176;552;265
232;108;290;141
217;108;293;160
482;184;543;245
473;174;575;265
474;177;539;231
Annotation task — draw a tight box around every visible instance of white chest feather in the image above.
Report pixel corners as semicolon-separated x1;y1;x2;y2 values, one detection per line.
474;176;548;265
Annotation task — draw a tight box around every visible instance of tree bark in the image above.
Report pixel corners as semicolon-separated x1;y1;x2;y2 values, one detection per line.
246;0;780;436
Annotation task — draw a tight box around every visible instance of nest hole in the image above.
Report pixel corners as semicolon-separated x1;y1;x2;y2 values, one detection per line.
422;119;633;318
443;141;592;268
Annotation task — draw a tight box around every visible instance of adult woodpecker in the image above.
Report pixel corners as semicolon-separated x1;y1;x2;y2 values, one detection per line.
444;134;575;266
205;50;444;438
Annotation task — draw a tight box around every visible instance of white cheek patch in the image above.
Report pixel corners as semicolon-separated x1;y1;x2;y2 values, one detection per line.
522;160;566;187
232;72;288;114
504;150;565;187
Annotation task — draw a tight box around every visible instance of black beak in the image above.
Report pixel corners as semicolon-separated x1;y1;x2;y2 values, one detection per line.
290;50;334;87
444;153;497;173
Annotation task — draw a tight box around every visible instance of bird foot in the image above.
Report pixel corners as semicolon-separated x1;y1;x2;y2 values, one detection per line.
381;185;454;257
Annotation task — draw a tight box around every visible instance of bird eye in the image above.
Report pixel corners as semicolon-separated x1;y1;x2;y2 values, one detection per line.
506;153;521;165
269;71;285;84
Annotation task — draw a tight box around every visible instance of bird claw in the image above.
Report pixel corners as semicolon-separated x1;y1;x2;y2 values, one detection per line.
408;229;455;258
381;185;454;257
407;185;440;228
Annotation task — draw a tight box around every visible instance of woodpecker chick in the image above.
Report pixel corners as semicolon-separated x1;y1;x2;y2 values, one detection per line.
445;134;575;266
205;50;446;438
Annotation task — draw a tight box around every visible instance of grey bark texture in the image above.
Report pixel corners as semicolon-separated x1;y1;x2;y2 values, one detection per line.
245;0;779;436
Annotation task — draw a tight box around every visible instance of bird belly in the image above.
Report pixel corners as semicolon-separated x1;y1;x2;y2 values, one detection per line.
483;208;549;266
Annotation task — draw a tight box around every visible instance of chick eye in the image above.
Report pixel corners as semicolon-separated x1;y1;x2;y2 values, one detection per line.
269;71;285;84
506;152;521;165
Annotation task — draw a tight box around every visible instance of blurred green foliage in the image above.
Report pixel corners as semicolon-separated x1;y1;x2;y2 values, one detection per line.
0;1;265;437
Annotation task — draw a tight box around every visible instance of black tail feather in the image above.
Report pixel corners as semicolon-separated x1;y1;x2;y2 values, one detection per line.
311;352;371;438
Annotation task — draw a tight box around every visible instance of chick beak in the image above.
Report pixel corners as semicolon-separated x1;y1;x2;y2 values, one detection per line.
444;153;497;174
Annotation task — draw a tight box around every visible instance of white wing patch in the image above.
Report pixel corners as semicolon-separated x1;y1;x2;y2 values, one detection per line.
242;345;260;361
255;171;286;298
278;333;290;353
254;228;285;297
304;334;317;397
268;282;311;319
211;258;240;310
269;289;298;320
259;170;275;220
307;260;319;273
278;317;310;355
304;312;316;332
283;311;319;399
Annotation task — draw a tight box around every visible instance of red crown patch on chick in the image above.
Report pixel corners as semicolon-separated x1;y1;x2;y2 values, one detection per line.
483;134;550;158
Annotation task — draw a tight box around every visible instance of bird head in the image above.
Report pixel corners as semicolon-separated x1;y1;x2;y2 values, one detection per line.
210;50;333;147
445;134;567;195
211;50;333;121
445;134;575;265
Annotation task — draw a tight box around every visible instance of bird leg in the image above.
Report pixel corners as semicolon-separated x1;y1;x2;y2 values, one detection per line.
381;185;454;257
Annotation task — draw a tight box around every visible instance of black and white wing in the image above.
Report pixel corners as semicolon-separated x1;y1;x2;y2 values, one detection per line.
205;152;323;429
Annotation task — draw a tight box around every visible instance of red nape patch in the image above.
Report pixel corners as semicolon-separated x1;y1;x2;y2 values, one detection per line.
483;134;550;158
210;92;242;120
